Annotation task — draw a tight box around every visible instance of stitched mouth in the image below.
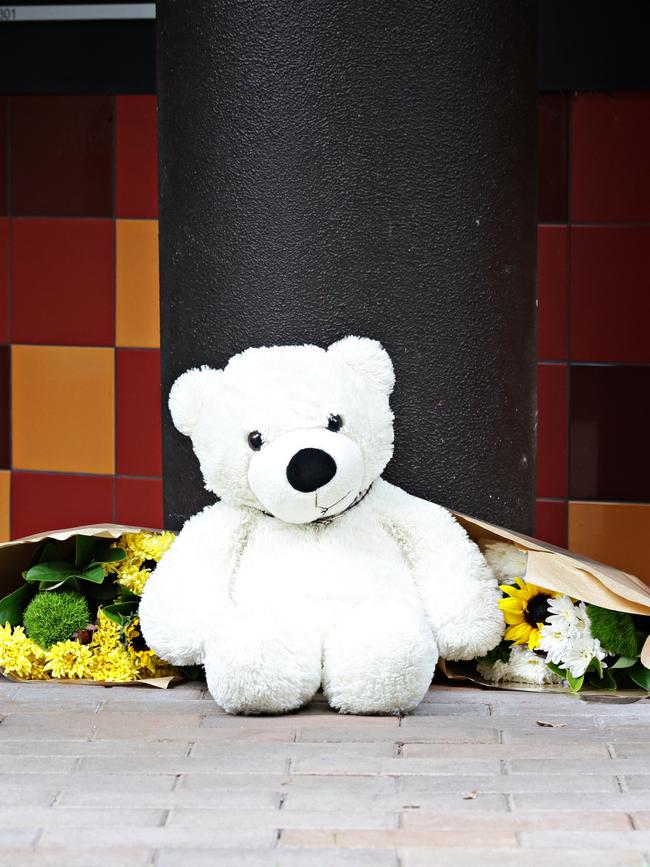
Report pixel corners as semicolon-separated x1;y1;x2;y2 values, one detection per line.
315;489;352;515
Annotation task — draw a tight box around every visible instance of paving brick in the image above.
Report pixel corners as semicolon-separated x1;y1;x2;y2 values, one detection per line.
511;758;650;775
519;830;650;849
0;806;165;827
610;743;650;759
201;713;400;730
190;741;397;759
511;792;650;811
59;788;281;809
0;848;152;867
0;787;58;806
398;774;619;794
283;791;509;812
400;849;644;866
291;756;501;776
0;828;40;845
0;755;77;773
279;827;516;848
0;738;190;757
401;809;632;832
167;808;398;830
407;702;491;716
40;826;276;849
155;849;399;867
0;772;176;792
403;741;610;759
179;773;286;792
78;754;289;775
623;777;650;791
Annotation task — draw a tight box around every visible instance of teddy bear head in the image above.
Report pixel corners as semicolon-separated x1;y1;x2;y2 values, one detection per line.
169;336;395;524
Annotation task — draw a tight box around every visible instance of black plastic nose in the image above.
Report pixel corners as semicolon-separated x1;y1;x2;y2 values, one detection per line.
286;448;337;492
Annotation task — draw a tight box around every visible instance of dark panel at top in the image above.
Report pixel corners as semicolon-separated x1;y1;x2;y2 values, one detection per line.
538;0;650;91
0;21;155;93
0;2;649;93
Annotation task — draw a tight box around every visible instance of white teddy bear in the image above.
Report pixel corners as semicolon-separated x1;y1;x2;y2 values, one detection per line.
140;337;504;715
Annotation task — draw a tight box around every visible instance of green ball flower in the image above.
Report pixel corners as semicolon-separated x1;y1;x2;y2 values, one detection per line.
23;591;90;650
586;604;638;658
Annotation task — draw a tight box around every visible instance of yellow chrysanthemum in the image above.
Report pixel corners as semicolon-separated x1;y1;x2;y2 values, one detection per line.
499;578;558;650
0;623;49;679
44;640;92;679
105;531;175;597
123;617;174;678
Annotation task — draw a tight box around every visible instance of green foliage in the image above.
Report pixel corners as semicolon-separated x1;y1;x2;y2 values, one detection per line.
478;640;511;666
629;662;650;691
21;537;125;596
23;591;90;649
586;605;638;657
0;584;35;628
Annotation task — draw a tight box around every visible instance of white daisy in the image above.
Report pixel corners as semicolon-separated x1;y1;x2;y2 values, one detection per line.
560;635;607;679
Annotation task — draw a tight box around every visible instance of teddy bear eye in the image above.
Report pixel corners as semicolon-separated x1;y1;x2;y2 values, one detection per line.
247;431;264;451
327;414;343;432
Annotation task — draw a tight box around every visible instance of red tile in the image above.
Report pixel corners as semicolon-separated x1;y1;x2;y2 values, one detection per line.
570;365;650;502
538;93;568;223
535;500;568;550
116;96;158;218
536;364;568;499
537;226;568;360
115;477;163;529
570;226;650;363
116;349;162;477
0;97;7;215
10;95;113;217
11;472;113;539
572;92;650;222
11;219;115;346
0;218;8;342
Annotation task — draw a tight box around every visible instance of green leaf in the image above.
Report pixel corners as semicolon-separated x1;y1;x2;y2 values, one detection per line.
545;661;565;678
79;564;106;584
102;601;139;626
611;655;639;670
566;670;585;692
629;662;650;691
90;544;126;567
588;669;617;690
75;536;97;570
24;562;83;585
0;584;34;628
589;656;604;678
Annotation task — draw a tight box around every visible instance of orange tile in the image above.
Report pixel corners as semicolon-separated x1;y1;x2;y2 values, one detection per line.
116;219;160;348
12;345;114;474
569;501;650;583
0;470;9;541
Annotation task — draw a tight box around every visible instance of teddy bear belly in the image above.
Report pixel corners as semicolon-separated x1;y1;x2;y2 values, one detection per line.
231;522;419;627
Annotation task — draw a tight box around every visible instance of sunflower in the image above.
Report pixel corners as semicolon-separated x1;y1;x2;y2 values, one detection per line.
499;578;557;650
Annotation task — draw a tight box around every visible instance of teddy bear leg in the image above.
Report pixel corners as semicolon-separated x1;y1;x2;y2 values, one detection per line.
203;607;322;714
322;598;438;715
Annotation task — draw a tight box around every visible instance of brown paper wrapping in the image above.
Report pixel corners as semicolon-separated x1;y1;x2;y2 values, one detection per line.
0;524;180;689
1;516;649;695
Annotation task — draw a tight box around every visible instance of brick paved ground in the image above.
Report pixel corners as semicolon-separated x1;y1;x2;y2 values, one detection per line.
0;678;649;866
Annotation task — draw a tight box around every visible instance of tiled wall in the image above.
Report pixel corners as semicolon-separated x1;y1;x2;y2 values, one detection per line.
1;91;649;582
0;94;162;539
536;91;650;581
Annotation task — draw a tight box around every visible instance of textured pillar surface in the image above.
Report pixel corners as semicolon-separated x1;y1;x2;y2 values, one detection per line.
158;0;537;532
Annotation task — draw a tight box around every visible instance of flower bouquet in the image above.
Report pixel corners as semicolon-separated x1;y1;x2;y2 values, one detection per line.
439;511;650;698
0;525;187;687
474;542;650;693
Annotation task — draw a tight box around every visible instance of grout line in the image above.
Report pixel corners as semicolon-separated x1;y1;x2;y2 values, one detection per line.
10;468;162;480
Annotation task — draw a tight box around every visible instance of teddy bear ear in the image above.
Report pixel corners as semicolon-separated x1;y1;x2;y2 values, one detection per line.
328;336;395;395
169;366;223;437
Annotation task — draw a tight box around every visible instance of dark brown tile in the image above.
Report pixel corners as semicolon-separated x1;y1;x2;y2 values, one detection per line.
571;227;650;364
538;93;568;223
10;95;113;216
0;97;7;215
570;365;650;502
572;92;650;222
536;364;568;499
537;226;568;361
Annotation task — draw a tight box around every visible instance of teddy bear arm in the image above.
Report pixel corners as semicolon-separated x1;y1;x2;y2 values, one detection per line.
378;481;504;661
139;504;244;666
